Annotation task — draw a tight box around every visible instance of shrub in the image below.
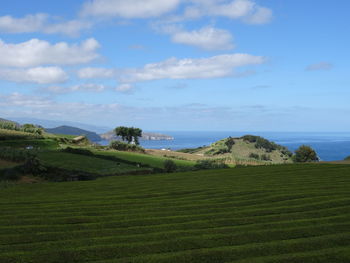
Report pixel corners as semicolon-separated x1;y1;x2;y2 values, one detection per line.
194;159;229;170
260;154;271;161
242;135;277;152
293;145;319;163
225;137;235;151
0;121;43;135
0;147;36;162
0;167;22;181
164;160;177;173
109;141;145;153
23;156;46;175
249;153;260;160
205;146;229;155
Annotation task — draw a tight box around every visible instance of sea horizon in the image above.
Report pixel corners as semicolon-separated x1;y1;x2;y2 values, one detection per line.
99;131;350;162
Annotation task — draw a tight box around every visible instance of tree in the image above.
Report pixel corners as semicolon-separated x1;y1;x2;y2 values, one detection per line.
293;145;319;163
115;126;143;145
225;137;235;151
164;160;177;173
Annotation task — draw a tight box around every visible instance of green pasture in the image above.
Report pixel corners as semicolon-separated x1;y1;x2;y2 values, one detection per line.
93;149;196;168
0;164;350;262
38;151;147;175
0;139;59;150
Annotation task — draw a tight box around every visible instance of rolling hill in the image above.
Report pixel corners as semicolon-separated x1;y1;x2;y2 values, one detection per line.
45;125;102;142
177;135;293;164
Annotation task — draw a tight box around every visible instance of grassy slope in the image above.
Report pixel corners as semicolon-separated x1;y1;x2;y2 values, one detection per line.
1;164;350;262
38;152;147;175
0;128;43;140
93;149;196;168
187;138;293;165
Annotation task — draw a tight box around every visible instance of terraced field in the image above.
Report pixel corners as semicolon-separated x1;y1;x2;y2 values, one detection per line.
38;151;149;175
1;164;350;262
93;149;196;168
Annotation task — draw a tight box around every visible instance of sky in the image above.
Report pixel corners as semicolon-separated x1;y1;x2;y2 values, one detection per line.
0;0;350;131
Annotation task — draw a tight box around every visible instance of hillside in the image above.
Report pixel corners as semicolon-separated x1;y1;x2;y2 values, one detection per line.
177;135;293;164
45;125;102;142
1;164;350;262
101;130;174;141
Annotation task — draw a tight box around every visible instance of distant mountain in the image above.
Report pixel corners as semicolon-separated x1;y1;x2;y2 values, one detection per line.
0;118;18;124
101;130;174;141
45;126;102;142
10;117;111;134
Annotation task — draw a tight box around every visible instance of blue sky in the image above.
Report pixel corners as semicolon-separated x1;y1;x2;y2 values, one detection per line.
0;0;349;131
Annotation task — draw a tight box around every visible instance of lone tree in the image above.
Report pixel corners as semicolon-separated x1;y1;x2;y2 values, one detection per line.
293;145;319;163
115;126;142;145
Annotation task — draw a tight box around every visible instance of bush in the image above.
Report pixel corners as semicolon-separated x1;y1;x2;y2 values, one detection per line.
205;147;229;155
109;141;145;153
249;153;260;160
194;159;229;170
23;156;46;175
260;154;271;161
241;135;277;152
225;137;235;151
164;160;177;173
293;145;319;163
0;121;43;135
0;167;22;181
0;147;36;162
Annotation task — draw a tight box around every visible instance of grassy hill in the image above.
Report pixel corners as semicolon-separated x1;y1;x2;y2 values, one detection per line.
1;164;350;262
45;125;102;142
176;135;293;165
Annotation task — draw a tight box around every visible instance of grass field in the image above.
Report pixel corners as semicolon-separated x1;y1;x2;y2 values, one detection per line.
93;149;196;168
0;138;59;150
1;164;350;262
38;151;148;175
0;128;43;140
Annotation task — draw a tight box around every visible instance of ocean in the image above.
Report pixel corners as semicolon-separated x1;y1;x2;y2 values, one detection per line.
100;131;350;161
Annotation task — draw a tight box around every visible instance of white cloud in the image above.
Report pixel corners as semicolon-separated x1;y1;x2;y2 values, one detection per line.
78;53;265;83
121;53;265;82
0;38;100;67
47;83;106;94
0;67;68;84
81;0;181;18
183;0;272;24
0;13;92;36
77;67;116;79
116;83;134;93
171;26;234;50
306;62;333;71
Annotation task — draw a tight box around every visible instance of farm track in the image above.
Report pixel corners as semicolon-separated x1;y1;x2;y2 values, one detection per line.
0;164;350;262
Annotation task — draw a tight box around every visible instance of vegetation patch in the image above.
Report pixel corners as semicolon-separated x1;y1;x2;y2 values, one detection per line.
109;140;145;153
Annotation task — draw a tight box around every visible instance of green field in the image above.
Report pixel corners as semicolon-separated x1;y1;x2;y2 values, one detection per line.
93;149;196;168
38;151;148;175
0;128;43;140
1;164;350;262
0;139;59;150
